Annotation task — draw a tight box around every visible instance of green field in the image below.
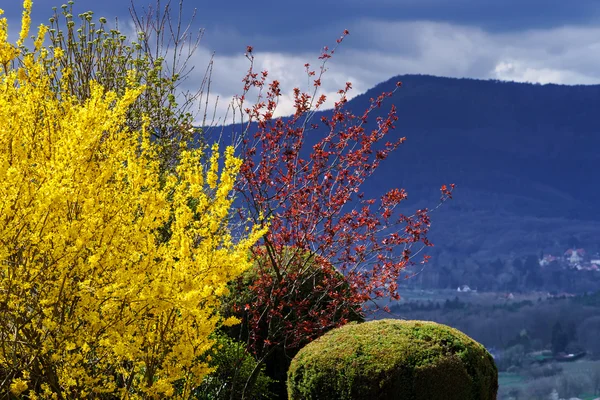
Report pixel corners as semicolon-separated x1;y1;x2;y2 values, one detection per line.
498;372;526;388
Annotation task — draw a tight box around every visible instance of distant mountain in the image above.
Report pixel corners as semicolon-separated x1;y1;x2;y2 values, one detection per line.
342;75;600;260
351;75;598;210
213;74;600;266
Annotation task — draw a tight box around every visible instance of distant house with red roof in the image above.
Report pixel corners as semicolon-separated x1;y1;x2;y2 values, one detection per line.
564;248;585;267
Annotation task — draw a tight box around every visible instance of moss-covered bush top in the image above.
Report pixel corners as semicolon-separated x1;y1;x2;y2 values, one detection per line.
287;319;498;400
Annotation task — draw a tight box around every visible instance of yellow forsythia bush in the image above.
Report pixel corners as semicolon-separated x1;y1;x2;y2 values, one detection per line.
0;2;265;398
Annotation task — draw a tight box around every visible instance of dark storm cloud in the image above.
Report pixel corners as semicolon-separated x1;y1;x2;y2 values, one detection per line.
4;0;600;55
171;0;600;54
5;0;600;121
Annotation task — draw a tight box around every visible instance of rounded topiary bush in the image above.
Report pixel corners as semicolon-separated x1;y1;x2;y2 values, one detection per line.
287;319;498;400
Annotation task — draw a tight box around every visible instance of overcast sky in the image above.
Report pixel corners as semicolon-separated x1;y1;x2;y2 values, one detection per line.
4;0;600;120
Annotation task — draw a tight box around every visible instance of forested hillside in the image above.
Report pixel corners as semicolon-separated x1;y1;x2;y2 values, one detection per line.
216;74;600;291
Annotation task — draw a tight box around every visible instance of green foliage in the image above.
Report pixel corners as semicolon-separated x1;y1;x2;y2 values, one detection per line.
223;246;364;332
191;334;275;400
43;1;206;171
287;319;498;400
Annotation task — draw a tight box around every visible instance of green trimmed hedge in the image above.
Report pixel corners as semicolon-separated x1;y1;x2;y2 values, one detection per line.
287;319;498;400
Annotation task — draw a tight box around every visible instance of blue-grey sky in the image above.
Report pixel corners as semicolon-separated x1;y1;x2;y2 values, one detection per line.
4;0;600;120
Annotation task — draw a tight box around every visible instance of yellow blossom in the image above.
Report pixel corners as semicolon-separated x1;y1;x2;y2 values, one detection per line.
0;1;266;397
17;0;32;47
10;379;28;396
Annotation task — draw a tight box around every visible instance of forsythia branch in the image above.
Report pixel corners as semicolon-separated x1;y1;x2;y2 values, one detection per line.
0;2;266;398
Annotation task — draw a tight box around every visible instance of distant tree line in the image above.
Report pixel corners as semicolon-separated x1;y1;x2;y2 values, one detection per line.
388;291;600;362
404;253;600;293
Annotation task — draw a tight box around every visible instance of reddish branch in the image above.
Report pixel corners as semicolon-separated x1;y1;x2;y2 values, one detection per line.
227;31;454;364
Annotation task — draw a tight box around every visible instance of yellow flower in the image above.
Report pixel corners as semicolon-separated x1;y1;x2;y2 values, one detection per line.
10;379;28;396
17;0;32;47
0;1;267;397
